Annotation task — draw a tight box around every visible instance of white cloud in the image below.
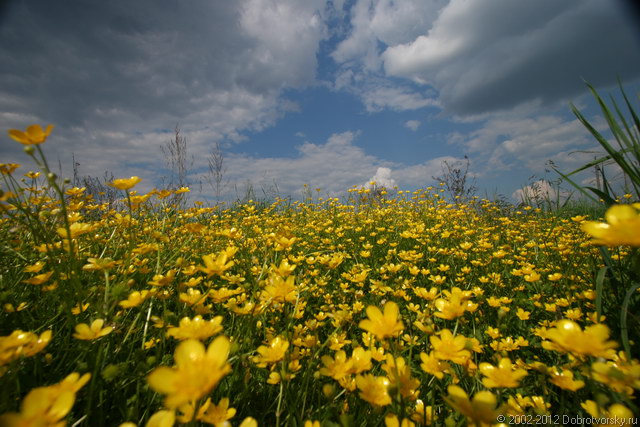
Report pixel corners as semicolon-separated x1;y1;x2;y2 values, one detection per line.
0;0;327;185
329;0;444;112
512;179;570;204
404;120;420;131
332;0;445;68
360;83;437;112
382;0;640;115
448;112;596;174
365;167;396;189
240;0;325;89
216;132;457;200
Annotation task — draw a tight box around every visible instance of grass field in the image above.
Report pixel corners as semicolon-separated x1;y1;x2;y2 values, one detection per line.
2;165;639;426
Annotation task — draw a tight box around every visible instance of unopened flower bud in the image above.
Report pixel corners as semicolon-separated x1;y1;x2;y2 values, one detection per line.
23;146;35;155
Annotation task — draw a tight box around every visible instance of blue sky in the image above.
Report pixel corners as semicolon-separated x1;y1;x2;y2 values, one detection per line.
1;0;639;202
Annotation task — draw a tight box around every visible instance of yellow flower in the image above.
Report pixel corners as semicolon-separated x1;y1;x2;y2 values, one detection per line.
118;291;151;309
252;336;289;367
549;368;584;391
57;222;94;239
410;400;435;425
198;397;236;425
524;271;541;282
359;301;404;340
384;414;416;427
485;327;501;339
8;124;54;145
261;274;298;304
319;350;351;382
271;233;297;251
582;204;640;246
0;330;52;366
541;319;617;359
239;417;258;427
433;287;476;320
24;261;45;273
271;259;297;276
349;347;372;374
82;257;118;272
590;354;640;395
548;273;563;281
108;176;142;191
23;271;54;285
167;315;223;341
71;303;89;315
147;337;231;408
176;397;236;425
445;385;499;426
479;357;527;388
146;410;175;427
355;374;391;406
515;308;530;320
73;319;113;341
198;247;237;277
56;372;92;394
430;329;471;365
581;401;635;426
0;163;20;174
0;372;89;427
382;355;420;400
419;351;450;379
504;393;550;416
148;270;177;287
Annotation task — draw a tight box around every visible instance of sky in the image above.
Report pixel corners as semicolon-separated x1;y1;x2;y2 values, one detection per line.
1;0;639;203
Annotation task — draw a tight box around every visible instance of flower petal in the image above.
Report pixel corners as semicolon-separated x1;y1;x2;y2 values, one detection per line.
174;339;205;367
147;367;177;394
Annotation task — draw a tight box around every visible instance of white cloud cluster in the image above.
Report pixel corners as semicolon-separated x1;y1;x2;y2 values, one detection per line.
0;0;327;181
381;0;640;115
329;0;444;111
365;167;396;189
219;132;454;200
448;113;596;173
3;0;638;202
332;0;445;69
404;120;421;131
512;179;570;204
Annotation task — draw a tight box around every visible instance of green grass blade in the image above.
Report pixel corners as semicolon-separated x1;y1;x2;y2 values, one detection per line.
572;98;640;185
595;266;608;324
620;282;639;359
553;166;599;204
562;153;613;177
583;186;616;206
619;79;640;138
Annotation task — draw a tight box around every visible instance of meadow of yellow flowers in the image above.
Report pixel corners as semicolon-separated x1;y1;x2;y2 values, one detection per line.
1;125;639;426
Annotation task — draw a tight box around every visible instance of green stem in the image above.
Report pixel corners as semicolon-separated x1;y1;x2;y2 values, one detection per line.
275;378;284;427
103;270;111;316
620;282;640;358
86;342;108;420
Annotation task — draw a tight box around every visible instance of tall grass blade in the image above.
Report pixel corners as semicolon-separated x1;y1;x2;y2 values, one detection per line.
595;266;607;324
620;282;639;358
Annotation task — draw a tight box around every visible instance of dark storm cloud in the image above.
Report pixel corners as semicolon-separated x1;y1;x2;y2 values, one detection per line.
1;1;254;127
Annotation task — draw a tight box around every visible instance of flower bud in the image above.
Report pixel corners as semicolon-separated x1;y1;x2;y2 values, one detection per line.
23;146;35;155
